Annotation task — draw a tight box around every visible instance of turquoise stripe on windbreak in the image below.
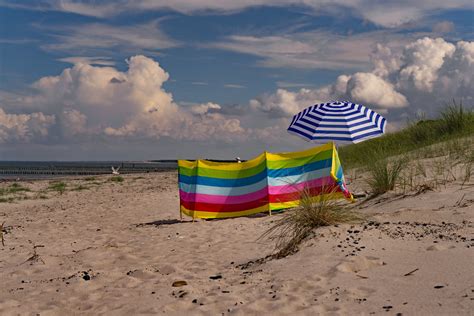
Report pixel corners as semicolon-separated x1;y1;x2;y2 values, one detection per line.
179;167;267;187
267;167;331;187
267;158;332;178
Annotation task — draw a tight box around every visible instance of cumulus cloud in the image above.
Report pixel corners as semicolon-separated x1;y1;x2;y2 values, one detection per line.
398;37;455;92
1;37;472;152
0;109;55;143
249;37;473;120
6;55;247;144
189;102;221;115
346;73;408;108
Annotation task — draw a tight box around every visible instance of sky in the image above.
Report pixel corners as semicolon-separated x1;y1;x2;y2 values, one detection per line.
0;1;473;161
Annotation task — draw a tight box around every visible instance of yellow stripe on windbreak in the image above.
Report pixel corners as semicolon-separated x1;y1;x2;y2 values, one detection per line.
196;152;266;171
266;142;333;161
178;159;198;169
180;204;269;219
330;142;337;180
269;192;347;210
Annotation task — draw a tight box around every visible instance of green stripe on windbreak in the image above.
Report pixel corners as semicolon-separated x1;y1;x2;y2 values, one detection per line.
267;149;332;169
178;160;267;179
197;161;266;179
178;166;197;176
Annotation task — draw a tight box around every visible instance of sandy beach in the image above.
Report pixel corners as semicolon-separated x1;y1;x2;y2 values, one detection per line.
0;170;473;315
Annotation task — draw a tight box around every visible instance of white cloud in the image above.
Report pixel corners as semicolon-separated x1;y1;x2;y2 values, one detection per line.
249;37;473;119
58;56;116;66
6;55;247;143
276;82;314;88
189;102;221;115
210;30;417;70
14;1;474;28
1;37;472;153
224;84;245;89
60;109;88;136
432;21;455;34
398;37;456;92
345;73;408;108
41;20;179;53
0;109;55;143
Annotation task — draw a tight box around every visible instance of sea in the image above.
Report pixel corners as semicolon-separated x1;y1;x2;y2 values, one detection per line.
0;160;178;180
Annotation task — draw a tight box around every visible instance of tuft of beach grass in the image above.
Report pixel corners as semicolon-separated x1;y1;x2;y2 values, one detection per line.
261;187;362;259
48;182;67;195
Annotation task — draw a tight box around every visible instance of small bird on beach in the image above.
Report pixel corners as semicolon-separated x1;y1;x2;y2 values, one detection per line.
235;157;242;163
111;166;120;175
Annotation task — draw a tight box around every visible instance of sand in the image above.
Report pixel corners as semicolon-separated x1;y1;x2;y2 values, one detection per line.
0;171;473;315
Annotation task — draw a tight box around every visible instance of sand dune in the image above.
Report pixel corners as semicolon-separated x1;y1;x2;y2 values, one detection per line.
0;171;473;315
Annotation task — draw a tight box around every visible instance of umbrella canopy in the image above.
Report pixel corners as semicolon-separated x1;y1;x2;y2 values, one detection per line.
287;101;386;144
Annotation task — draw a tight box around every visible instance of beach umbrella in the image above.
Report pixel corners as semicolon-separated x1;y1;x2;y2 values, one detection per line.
287;101;386;144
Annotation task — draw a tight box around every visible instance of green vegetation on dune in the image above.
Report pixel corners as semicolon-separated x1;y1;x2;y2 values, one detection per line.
0;183;31;196
109;176;124;183
48;181;67;194
339;103;474;170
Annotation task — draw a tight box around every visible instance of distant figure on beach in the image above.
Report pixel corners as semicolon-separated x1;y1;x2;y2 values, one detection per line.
235;157;242;163
111;166;120;175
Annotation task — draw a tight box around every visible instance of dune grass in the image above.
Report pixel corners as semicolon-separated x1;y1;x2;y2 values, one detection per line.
366;156;406;197
0;183;31;196
109;176;124;183
48;181;67;194
339;102;474;170
261;188;362;258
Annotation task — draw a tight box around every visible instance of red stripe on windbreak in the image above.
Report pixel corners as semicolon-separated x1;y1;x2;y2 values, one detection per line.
180;197;269;213
269;184;340;203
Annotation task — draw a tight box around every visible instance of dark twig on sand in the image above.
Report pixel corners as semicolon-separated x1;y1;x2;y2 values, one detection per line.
403;268;419;276
1;221;5;246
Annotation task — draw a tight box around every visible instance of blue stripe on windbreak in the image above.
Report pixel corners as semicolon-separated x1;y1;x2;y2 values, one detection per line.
267;168;331;186
336;166;344;180
179;178;268;195
179;169;267;187
267;158;332;178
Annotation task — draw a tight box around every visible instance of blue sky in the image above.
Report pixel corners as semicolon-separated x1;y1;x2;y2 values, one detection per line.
0;1;473;160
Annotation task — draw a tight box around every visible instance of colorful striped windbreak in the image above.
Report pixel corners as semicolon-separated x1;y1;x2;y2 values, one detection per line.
178;142;353;219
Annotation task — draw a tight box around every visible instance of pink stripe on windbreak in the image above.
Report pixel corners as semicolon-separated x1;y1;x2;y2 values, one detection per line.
179;186;268;204
268;176;334;195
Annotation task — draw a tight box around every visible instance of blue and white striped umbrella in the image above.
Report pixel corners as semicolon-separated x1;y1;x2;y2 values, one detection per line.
287;101;386;144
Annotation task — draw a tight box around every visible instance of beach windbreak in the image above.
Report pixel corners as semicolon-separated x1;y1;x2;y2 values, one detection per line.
178;142;353;219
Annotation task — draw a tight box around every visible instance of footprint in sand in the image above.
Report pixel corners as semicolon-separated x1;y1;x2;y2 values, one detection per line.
336;256;385;273
426;244;456;251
